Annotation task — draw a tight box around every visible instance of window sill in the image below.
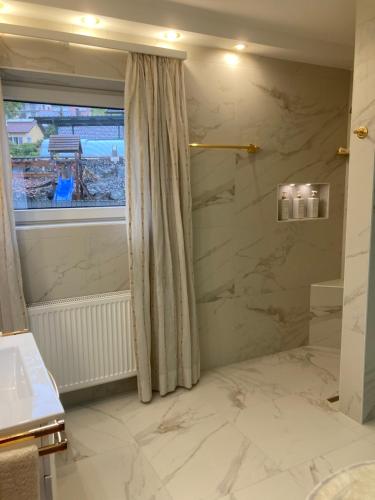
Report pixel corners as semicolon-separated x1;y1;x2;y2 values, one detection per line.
15;207;126;227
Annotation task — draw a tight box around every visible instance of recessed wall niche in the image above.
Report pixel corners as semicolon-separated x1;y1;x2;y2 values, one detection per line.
277;183;329;222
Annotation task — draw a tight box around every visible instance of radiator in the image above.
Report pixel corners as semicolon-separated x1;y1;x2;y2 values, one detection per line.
27;291;136;393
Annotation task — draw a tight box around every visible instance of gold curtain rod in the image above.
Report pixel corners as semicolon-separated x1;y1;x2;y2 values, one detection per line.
0;420;67;457
189;143;261;153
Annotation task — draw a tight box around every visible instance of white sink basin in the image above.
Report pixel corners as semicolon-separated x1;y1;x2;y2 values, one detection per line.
0;346;33;401
0;332;64;435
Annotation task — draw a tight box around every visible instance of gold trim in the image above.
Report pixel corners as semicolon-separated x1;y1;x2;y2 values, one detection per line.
353;126;369;139
0;420;67;457
189;143;260;153
0;329;29;337
39;431;68;457
336;147;350;156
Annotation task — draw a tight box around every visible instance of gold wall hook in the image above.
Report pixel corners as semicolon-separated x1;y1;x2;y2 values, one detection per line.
336;147;350;156
353;126;369;139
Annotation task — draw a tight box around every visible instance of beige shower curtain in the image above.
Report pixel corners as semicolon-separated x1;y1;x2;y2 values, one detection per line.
0;80;27;332
125;53;200;402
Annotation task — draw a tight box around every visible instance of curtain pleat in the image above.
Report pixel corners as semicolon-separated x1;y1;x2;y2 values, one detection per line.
125;53;199;402
0;80;28;332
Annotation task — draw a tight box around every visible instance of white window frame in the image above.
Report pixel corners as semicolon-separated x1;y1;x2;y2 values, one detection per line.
3;79;125;226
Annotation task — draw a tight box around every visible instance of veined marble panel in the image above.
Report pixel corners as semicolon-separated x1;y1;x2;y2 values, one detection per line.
309;280;344;348
58;345;375;500
197;287;311;370
0;35;126;80
17;223;129;304
340;0;375;423
185;47;350;370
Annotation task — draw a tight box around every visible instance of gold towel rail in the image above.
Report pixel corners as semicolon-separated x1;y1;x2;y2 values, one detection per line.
0;420;67;457
189;143;261;153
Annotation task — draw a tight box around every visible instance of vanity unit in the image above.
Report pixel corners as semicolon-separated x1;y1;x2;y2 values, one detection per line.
0;331;66;500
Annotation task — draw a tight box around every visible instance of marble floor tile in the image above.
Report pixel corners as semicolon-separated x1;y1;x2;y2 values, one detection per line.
234;394;363;470
57;444;173;500
114;388;279;499
218;346;340;404
219;471;307;500
288;437;375;498
56;346;375;500
193;346;340;426
55;405;134;467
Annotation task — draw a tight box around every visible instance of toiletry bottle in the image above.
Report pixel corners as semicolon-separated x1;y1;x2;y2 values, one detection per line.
279;191;290;220
293;191;305;219
307;190;319;218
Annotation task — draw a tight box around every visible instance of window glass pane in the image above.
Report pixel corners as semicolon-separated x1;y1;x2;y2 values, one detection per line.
5;100;125;210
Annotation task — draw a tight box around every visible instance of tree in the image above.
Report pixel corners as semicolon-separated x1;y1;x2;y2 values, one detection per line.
9;140;42;158
44;124;57;137
4;101;24;119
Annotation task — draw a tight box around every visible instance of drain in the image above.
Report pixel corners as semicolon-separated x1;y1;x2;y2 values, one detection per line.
327;395;339;403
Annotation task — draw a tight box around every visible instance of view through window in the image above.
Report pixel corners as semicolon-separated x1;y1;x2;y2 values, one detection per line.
5;100;125;210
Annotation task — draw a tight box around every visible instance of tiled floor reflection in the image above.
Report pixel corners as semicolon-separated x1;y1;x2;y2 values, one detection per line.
56;346;375;500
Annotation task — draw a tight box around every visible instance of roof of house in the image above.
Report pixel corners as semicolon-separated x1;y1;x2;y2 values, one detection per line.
57;125;124;140
7;119;38;134
48;135;82;154
40;139;124;158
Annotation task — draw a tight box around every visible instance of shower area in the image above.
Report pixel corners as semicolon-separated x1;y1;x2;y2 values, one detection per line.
185;50;351;372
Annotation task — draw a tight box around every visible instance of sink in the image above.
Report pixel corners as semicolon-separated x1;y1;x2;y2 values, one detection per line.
0;332;64;435
0;347;33;401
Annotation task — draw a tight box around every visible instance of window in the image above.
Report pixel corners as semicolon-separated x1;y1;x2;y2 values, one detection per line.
10;136;23;144
5;97;125;224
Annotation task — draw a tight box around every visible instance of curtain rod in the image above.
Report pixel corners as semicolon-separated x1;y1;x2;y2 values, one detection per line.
0;22;187;60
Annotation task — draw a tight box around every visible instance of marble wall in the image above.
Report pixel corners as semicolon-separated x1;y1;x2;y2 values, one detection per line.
17;223;129;304
2;36;351;370
0;35;126;81
309;279;343;348
185;47;350;369
340;0;375;423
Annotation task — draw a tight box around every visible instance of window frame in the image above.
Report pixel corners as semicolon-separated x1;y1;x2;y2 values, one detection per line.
3;80;125;226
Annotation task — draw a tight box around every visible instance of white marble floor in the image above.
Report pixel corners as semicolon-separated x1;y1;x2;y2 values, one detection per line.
56;346;375;500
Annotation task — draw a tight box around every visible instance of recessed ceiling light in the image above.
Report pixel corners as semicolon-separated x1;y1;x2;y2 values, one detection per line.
80;15;100;27
224;53;239;65
162;31;181;41
234;43;247;51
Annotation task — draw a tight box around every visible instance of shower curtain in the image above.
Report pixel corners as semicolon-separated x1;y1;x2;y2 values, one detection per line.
125;52;200;402
0;80;28;332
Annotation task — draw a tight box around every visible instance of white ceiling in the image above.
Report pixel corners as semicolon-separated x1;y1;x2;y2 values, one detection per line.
168;0;356;46
0;0;356;69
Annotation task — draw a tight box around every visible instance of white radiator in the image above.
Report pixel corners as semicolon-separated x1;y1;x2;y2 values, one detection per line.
27;291;136;393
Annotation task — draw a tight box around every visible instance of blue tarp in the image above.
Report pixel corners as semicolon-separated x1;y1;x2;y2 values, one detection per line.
39;139;125;158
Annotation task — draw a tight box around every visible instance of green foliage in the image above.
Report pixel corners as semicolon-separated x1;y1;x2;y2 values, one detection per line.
9;140;42;158
91;108;106;116
4;101;24;119
44;124;57;137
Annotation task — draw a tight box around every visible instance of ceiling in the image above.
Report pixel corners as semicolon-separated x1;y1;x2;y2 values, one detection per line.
168;0;356;46
0;0;356;69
